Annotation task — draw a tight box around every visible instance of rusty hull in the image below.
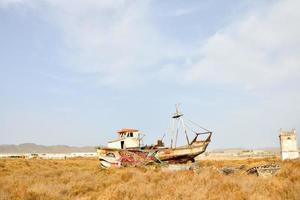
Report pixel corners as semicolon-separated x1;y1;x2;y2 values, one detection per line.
97;132;212;168
157;140;211;163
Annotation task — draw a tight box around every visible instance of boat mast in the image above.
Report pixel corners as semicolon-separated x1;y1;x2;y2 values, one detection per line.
172;104;190;147
180;117;190;146
170;118;175;148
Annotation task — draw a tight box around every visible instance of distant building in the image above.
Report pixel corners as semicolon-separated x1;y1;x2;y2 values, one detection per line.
279;129;299;160
107;128;140;149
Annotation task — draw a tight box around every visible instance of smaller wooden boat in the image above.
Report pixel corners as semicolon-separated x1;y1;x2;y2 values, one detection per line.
156;133;211;163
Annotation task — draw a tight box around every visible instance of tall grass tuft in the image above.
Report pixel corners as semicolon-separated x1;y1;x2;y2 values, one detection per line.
0;158;299;200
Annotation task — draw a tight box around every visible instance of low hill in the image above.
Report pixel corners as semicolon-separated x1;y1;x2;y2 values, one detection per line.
0;143;96;153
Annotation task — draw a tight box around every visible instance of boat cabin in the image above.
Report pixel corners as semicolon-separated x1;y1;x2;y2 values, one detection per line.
107;128;140;149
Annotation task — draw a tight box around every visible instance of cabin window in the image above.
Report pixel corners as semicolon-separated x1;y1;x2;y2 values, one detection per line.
130;132;133;137
106;153;115;158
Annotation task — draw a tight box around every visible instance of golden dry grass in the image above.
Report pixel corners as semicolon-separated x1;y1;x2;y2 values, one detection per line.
0;157;299;200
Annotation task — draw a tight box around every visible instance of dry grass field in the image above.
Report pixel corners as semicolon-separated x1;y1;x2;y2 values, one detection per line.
0;157;299;200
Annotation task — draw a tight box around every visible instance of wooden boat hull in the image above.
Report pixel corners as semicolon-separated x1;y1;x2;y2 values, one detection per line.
156;140;210;163
99;157;121;168
97;132;211;167
97;148;157;168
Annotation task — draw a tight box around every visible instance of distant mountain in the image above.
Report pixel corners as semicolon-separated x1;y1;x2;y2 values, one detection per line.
209;147;280;153
0;143;96;153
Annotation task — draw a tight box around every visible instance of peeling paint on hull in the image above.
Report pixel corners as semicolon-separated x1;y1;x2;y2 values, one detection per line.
97;132;211;168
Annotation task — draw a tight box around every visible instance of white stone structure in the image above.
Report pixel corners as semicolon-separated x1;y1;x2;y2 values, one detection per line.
108;128;140;149
279;129;299;160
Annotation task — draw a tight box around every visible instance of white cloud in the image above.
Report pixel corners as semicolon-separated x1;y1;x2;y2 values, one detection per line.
43;0;187;86
0;0;23;5
178;0;300;148
0;0;25;8
1;0;185;86
43;1;159;85
171;7;199;17
2;0;300;89
185;0;300;90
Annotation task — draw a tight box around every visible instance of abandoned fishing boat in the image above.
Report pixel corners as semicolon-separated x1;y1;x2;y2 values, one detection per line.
97;105;212;168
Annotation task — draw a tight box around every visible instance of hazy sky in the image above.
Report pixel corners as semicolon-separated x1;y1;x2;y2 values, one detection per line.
1;0;299;148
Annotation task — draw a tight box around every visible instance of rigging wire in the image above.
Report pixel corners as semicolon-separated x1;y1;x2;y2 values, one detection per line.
166;105;212;147
185;118;211;132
